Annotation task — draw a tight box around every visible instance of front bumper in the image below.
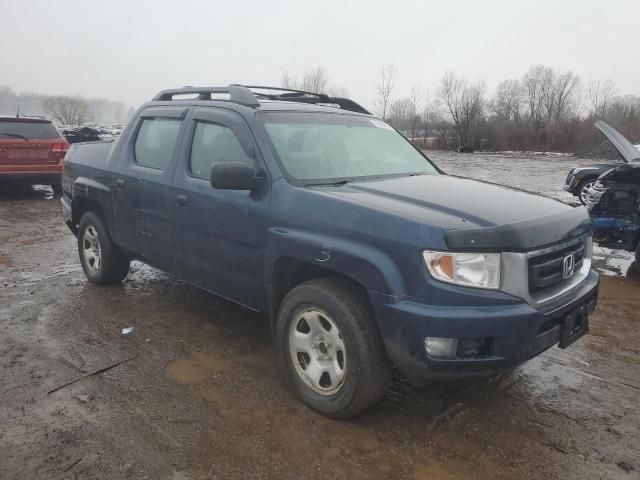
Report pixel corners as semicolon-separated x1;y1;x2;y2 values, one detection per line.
563;174;577;194
372;270;599;381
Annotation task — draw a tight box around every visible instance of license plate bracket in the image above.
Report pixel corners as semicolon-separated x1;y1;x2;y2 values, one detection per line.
559;304;589;349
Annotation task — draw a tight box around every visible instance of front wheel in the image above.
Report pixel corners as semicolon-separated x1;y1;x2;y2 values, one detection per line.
578;179;596;205
276;278;390;418
78;212;130;285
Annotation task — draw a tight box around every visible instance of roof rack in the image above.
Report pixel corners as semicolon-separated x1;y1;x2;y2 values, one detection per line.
152;86;259;107
239;85;371;114
152;85;371;115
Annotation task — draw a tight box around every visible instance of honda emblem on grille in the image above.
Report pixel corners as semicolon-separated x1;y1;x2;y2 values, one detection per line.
562;254;575;279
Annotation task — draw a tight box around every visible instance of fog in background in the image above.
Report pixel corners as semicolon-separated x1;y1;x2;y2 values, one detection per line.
2;0;639;111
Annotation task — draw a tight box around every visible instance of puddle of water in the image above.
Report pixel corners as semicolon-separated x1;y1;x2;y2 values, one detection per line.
165;351;224;384
165;349;272;385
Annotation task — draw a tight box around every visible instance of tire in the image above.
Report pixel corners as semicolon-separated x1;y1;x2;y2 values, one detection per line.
578;178;596;205
51;183;62;195
636;241;640;263
276;278;391;418
77;212;130;285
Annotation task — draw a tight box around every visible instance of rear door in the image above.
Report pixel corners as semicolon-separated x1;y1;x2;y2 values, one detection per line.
172;107;270;309
111;106;187;273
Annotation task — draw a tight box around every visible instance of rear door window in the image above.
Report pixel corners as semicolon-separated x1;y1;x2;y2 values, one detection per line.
189;122;253;179
134;118;182;170
0;120;60;139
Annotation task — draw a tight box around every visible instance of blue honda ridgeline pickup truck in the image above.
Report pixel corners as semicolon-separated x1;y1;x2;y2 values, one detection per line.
61;85;599;417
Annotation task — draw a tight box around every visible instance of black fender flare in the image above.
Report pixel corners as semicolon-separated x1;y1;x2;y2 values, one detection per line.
71;176;114;228
264;227;406;303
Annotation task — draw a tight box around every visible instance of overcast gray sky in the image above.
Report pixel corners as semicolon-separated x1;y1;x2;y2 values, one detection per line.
1;0;639;112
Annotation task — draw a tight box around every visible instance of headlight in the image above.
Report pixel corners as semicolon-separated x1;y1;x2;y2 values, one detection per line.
423;251;500;289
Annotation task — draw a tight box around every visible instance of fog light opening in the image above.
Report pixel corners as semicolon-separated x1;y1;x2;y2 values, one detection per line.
424;337;458;358
458;338;490;358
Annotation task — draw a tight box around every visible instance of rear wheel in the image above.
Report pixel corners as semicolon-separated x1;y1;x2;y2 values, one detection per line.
635;241;640;263
276;278;390;418
578;179;596;205
78;212;130;284
51;183;62;195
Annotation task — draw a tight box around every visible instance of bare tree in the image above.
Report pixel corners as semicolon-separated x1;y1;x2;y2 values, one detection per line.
328;85;349;97
523;64;553;123
281;67;331;94
438;71;486;148
408;85;422;140
587;79;617;119
387;98;413;131
544;70;580;123
376;64;397;120
43;96;92;125
281;71;296;89
492;79;524;122
301;67;329;93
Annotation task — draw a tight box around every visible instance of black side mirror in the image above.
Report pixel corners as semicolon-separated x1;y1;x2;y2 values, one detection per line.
210;161;262;190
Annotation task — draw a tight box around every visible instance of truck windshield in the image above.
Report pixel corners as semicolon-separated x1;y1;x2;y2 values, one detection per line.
261;112;438;185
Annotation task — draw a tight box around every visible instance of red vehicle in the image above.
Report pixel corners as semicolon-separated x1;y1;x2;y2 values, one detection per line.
0;116;69;193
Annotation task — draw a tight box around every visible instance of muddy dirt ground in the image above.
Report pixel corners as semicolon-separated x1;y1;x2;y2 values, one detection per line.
1;153;639;480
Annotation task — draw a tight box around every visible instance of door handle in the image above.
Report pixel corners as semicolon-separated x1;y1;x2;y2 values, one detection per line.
175;193;188;207
115;178;126;189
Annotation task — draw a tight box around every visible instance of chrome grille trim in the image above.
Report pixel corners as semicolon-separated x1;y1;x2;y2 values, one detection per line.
501;236;592;307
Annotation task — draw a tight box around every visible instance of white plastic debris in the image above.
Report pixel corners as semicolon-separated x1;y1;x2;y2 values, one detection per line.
121;326;134;335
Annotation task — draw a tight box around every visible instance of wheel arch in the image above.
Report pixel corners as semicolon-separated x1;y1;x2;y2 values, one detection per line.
71;177;113;231
576;174;598;192
264;228;406;333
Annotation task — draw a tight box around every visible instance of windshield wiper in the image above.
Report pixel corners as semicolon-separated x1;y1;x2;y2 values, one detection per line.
0;132;30;141
304;180;351;187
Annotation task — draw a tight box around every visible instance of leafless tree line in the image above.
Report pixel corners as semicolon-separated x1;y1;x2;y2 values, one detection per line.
281;67;348;97
42;96;92;125
379;64;640;153
0;86;133;125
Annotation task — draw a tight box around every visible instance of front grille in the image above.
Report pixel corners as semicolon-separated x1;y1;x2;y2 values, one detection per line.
528;241;585;291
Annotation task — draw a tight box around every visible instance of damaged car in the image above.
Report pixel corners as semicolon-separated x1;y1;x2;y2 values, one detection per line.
585;121;640;261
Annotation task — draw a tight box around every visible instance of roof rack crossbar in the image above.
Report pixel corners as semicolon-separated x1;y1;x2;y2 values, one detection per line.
152;85;259;107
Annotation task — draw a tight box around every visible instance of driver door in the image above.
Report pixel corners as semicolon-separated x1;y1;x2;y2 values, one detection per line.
172;108;270;309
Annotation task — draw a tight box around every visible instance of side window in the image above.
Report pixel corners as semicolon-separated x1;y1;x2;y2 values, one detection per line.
134;118;182;170
189;122;253;180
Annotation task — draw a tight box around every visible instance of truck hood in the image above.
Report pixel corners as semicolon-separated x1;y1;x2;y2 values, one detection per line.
323;174;570;229
314;174;591;250
595;120;640;164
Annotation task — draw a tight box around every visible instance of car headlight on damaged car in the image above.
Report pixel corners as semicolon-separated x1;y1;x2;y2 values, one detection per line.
423;251;500;289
